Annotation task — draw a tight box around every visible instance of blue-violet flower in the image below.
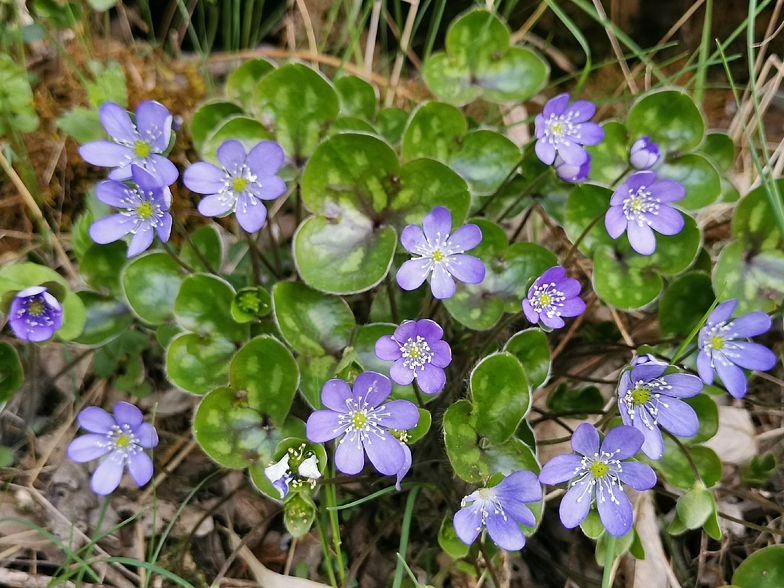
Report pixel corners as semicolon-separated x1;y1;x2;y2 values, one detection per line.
539;423;656;537
534;93;604;167
605;171;685;255
67;402;158;495
306;373;419;476
453;470;542;551
375;319;452;394
697;299;776;398
89;164;172;257
618;363;703;460
555;153;591;183
79;101;178;186
522;266;585;329
629;135;661;170
396;206;485;299
8;286;63;342
183;139;286;234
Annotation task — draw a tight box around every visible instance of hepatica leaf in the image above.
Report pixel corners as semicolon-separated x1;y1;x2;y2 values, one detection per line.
470;352;529;444
226;58;275;109
295;132;470;293
626;89;705;154
423;9;547;105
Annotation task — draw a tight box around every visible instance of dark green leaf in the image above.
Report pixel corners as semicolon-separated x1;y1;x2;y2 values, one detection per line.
122;252;185;325
626;89;705;153
471;353;529;444
0;342;23;404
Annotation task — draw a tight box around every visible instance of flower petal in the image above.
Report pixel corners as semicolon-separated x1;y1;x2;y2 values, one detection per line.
321;379;353;412
624;171;658;193
67;435;112;462
78;406;116;434
597;481;633;537
496;470;543;504
539;454;584;485
557;139;589;166
544;94;570;117
390;359;415;386
716;358;748;398
135;100;172;152
127;223;155;257
560;297;586;318
89;213;136;244
559;477;592;528
235;193;267;233
132;422;159;448
627;221;656;255
617;461;656;491
562;99;596;122
394;320;417;342
453;503;483;547
422;206;452;243
307;410;346;443
538;265;566;284
146;155;179;186
376;399;420;430
429;340;452;368
486;510;526;551
99;102;137;144
659;373;703;397
605;206;627;239
535;139;555;165
415;319;443;341
647;180;685;203
353;371;392;408
126;451;154;487
396;258;431;291
727;341;777;371
401;224;427;253
446;254;485;285
79;141;134;168
430;264;456;299
574;122;604;145
708;299;738;325
728;311;772;338
635;414;664;460
559;277;582;297
415;363;446;394
113;402;143;427
601;425;644;460
216;139;247;170
571;422;600;456
252;175;287;200
96;180;136;208
522;299;539;324
645;205;684;236
363;431;405;475
183;161;227;194
630;363;669;382
656;398;699;437
198;193;236;217
541;313;565;329
155;213;172;243
246;140;284;178
448;224;482;253
395;443;412;491
335;431;365;475
697;350;715;384
91;454;125;495
375;335;402;361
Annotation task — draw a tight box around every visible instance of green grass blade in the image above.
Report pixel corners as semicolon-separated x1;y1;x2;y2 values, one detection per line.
542;0;591;97
391;485;422;588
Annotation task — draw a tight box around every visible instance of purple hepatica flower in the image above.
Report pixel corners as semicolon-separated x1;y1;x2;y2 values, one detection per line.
555;153;591;183
631;353;668;367
79;101;178;186
618;363;703;460
395;441;412;491
629;135;661;170
306;372;420;476
523;266;585;330
397;206;485;300
453;470;542;551
374;319;452;395
534;93;604;167
605;171;685;256
89;165;172;258
8;286;63;342
264;444;322;499
539;424;656;537
697;299;776;399
66;402;158;495
183;139;286;234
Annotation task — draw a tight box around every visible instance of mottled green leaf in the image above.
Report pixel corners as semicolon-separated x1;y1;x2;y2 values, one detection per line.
175;274;248;342
191;100;244;148
586;121;630;186
699;131;735;173
732;545;784;588
626;89;705;153
503;328;550;390
732;179;784;251
226;59;275;108
683;394;718;446
202;115;273;165
335;75;377;119
0;342;23;404
166;333;236;394
376;107;409;144
80;242;127;295
713;241;784;314
564;183;615;256
122;252;185;325
659;272;714;338
181;225;222;273
73;291;132;346
471;353;529;444
657;153;721;210
641;438;722;489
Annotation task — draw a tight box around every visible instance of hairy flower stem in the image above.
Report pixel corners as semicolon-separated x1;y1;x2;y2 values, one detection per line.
412;380;425;409
386;277;399;324
161;240;195;273
602;535;616;588
665;429;703;484
244;229;263;285
475;146;534;216
479;537;503;588
326;462;346;582
497;169;550;222
174;217;218;274
562;210;606;266
510;202;539;242
244;228;283;280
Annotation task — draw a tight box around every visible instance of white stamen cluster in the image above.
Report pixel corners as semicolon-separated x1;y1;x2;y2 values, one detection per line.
264;444;322;497
99;424;142;463
622;185;660;226
572;449;624;506
461;487;508;534
120;187;166;233
620;378;672;430
542;109;582;146
701;320;741;366
215;163;261;212
528;282;567;319
400;336;434;371
409;228;467;275
336;389;391;447
17;294;57;328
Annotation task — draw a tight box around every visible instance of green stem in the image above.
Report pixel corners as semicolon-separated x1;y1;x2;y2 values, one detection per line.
412;381;425;409
174;217;218;274
391;485;421;588
478;538;503;588
496;170;550;222
665;430;703;484
694;0;714;103
601;535;616;588
161;240;195;273
386;277;399;324
475;148;533;216
562;211;606;266
325;465;345;583
315;515;339;588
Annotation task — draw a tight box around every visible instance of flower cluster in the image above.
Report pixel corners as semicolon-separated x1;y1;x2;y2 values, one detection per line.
67;402;158;495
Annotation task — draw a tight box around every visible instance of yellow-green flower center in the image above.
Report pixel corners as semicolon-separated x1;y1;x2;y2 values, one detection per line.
551;122;564;136
137;202;153;219
134;141;150;157
710;336;724;350
115;435;130;448
539;293;552;306
631;387;652;405
590;461;608;478
351;413;367;429
238;291;261;313
232;177;248;193
28;301;45;315
431;249;445;262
